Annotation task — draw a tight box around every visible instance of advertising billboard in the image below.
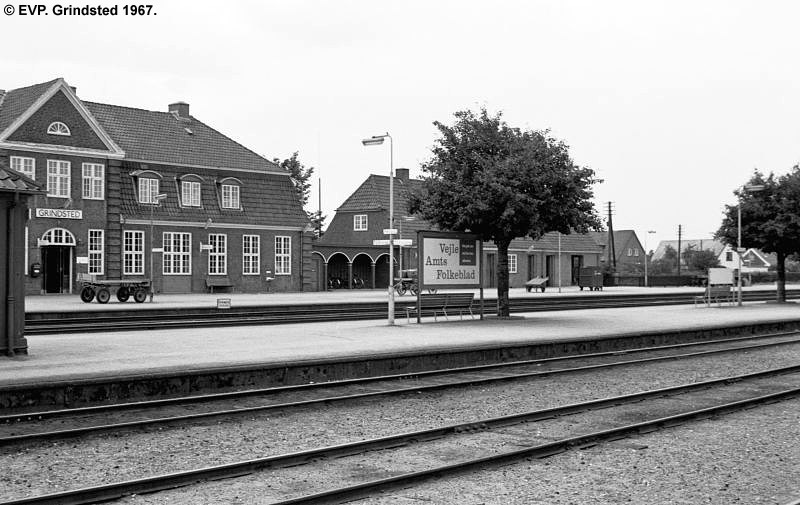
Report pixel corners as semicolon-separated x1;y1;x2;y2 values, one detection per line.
418;231;482;290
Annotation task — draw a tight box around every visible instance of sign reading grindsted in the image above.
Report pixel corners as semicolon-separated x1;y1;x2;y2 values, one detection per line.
418;231;482;289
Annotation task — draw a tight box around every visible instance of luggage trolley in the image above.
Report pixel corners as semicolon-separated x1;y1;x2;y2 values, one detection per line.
79;279;151;303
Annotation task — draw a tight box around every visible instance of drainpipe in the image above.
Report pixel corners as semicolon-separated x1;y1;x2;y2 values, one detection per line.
6;196;18;357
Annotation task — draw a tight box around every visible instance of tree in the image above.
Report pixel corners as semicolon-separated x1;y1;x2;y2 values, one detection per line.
273;152;326;236
682;245;720;272
409;108;602;316
715;167;800;302
649;245;677;275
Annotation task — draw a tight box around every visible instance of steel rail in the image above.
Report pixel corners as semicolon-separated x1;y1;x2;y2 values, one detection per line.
24;289;800;335
3;334;800;445
4;329;797;424
3;365;799;505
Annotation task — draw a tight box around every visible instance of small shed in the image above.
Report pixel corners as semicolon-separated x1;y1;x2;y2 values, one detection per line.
0;165;43;355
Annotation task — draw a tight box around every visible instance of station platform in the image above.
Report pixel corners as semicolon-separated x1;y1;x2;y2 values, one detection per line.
4;297;800;389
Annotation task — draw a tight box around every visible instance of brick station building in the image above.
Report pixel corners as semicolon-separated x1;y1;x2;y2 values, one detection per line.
0;78;313;295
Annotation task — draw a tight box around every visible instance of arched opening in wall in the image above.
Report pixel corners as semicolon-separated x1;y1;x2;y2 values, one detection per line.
326;252;350;289
39;228;77;294
311;252;326;291
374;253;397;290
351;253;373;289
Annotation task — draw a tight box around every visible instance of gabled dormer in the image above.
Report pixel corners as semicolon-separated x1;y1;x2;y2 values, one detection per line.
0;78;124;159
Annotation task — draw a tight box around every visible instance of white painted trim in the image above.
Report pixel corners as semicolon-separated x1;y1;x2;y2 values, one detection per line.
125;158;288;176
123;219;304;231
0;79;125;156
0;141;125;159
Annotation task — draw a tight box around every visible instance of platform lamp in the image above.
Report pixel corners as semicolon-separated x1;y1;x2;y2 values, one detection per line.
737;184;765;306
149;193;168;302
362;133;394;325
643;230;656;287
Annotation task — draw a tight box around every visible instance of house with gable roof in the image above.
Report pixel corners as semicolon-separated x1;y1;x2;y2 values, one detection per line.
0;78;312;296
312;169;603;290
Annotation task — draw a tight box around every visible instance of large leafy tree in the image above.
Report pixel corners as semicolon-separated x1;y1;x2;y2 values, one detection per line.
409;109;602;316
715;167;800;302
274;152;326;236
682;245;721;273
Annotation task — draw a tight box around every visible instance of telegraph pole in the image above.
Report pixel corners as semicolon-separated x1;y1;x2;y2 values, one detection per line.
677;224;682;276
607;202;616;268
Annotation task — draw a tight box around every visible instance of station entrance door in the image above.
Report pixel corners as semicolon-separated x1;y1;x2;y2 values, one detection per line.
39;228;76;293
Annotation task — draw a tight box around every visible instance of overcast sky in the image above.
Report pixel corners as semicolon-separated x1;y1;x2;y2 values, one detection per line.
4;0;799;251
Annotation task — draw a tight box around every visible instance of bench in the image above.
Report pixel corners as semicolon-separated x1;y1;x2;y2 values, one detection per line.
205;277;233;293
404;292;475;323
694;285;733;307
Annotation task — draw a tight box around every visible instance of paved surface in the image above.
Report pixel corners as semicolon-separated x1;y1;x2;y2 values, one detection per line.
24;284;795;312
4;298;800;386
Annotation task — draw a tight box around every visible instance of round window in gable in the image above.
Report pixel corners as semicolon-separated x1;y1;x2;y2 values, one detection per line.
47;121;71;136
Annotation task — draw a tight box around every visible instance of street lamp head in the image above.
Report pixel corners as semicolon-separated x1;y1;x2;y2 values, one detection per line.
361;136;386;146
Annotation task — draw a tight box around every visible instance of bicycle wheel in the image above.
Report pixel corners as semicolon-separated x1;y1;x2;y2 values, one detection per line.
395;283;407;296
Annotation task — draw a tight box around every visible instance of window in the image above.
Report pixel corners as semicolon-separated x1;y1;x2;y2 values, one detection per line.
634;248;639;257
182;181;201;207
243;235;260;275
508;254;517;274
163;232;191;275
82;163;105;200
88;230;104;274
46;160;70;197
221;184;240;209
208;234;227;275
138;177;160;204
354;214;368;231
726;251;734;262
275;236;291;275
626;248;633;256
10;156;35;180
123;230;144;275
47;121;71;136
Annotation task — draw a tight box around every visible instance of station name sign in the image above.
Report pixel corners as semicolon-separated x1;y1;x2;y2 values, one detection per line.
418;231;482;289
35;208;83;220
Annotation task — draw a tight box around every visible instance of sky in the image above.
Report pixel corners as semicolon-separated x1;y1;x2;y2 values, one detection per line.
3;0;799;252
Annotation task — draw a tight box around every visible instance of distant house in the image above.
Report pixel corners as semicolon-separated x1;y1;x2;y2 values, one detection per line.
313;169;604;290
717;245;771;273
588;230;644;272
651;239;726;263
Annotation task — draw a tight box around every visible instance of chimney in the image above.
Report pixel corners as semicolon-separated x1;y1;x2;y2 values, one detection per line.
69;86;77;95
169;101;190;118
395;168;410;182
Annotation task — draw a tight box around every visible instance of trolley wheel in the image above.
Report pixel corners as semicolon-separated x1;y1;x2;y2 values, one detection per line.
428;289;438;294
395;284;407;296
133;288;148;303
116;287;130;302
410;285;420;296
80;286;95;303
96;288;111;304
540;286;546;293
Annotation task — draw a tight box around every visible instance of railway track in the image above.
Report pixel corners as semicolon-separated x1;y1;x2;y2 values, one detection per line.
4;359;799;503
24;288;800;334
2;330;800;444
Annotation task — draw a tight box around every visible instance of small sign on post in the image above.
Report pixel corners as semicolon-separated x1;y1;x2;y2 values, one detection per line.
217;298;231;309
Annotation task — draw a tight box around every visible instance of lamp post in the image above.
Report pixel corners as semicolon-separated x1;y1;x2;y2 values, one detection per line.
149;193;167;302
737;184;765;306
362;133;394;325
644;230;656;287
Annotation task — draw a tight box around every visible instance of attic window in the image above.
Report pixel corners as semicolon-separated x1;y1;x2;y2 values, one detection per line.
184;127;194;135
47;121;71;136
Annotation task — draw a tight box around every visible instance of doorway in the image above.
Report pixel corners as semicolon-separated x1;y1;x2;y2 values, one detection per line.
545;255;555;286
571;255;584;285
42;246;72;293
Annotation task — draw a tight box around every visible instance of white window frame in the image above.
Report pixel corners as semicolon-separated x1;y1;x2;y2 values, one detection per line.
275;236;291;275
181;180;201;207
627;248;633;257
353;214;368;231
221;184;240;209
634;248;639;257
47;121;71;136
123;230;144;275
138;177;160;204
46;160;71;198
508;254;517;274
82;163;105;200
243;235;261;275
208;233;227;275
88;229;104;275
10;156;35;180
163;232;191;275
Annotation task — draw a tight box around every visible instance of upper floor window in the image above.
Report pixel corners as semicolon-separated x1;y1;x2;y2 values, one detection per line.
46;160;70;198
10;156;35;180
726;251;734;262
181;181;201;207
221;184;240;209
634;248;639;257
47;121;71;136
354;214;368;231
627;248;633;257
82;163;105;200
139;177;160;204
